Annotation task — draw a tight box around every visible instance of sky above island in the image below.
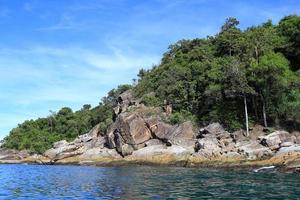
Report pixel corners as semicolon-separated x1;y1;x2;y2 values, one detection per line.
0;0;299;139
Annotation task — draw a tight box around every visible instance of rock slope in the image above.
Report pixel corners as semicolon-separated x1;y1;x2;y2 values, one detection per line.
1;90;300;172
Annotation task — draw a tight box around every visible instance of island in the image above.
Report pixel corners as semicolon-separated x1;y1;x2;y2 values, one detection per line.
1;15;299;173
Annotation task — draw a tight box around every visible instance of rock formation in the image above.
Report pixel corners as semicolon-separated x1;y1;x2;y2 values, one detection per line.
43;124;121;164
0;90;299;172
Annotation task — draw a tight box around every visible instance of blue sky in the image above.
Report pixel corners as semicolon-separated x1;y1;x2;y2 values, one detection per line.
0;0;299;139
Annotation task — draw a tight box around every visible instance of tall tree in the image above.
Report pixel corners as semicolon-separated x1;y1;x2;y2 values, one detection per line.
249;52;291;127
216;17;243;57
244;22;282;63
224;58;255;136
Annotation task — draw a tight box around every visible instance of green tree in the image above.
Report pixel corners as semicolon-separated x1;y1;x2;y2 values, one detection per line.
249;52;291;127
224;58;255;135
215;17;244;57
277;15;300;71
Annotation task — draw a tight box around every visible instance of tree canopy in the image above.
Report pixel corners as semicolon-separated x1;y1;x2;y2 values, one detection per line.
134;15;300;130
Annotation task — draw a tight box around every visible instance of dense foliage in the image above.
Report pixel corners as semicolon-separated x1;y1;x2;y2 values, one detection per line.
134;15;300;131
2;85;132;153
2;15;300;153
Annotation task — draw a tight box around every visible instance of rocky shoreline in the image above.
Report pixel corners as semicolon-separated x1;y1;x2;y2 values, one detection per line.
1;91;300;173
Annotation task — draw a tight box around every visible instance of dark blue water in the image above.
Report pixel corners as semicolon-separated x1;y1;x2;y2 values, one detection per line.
0;164;299;199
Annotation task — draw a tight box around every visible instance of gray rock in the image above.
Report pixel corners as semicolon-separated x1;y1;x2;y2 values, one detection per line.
150;121;196;150
74;125;100;144
116;112;152;145
236;141;273;160
149;121;172;140
231;130;247;142
131;145;191;157
195;137;222;157
259;131;293;150
280;141;295;147
0;149;30;160
119;143;135;157
292;131;300;143
113;90;139;115
107;112;153;156
198;123;231;141
44;143;83;160
80;147;121;159
45;124;107;160
145;139;164;146
106;130;116;149
201;123;225;135
276;144;300;155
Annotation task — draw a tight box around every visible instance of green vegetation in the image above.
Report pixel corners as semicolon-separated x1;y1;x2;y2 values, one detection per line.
134;15;300;131
1;104;112;154
2;15;300;153
1;85;132;154
167;111;197;125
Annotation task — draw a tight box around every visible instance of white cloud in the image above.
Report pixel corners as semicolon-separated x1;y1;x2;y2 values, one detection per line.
0;45;159;104
0;44;160;138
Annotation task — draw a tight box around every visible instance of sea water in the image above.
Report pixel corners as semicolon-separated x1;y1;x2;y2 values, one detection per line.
0;164;299;199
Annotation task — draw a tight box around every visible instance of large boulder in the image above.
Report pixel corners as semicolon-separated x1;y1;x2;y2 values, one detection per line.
44;141;84;160
236;141;273;160
195;123;236;157
148;121;196;151
170;121;195;140
259;131;294;150
116;113;152;145
195;137;222;157
106;112;152;156
148;120;195;141
148;121;172;141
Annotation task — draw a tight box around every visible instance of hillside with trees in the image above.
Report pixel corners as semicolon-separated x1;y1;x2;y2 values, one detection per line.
134;15;300;132
2;15;300;153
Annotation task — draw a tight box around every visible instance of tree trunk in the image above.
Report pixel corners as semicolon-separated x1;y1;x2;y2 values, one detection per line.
244;95;249;137
261;96;268;127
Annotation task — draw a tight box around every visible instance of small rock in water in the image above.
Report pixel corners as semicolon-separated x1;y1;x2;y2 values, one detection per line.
253;166;276;173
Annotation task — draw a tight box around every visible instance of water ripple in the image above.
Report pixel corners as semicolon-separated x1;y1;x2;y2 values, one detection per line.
0;164;299;199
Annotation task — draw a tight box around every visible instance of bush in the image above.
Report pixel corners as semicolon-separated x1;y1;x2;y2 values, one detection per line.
167;110;197;125
141;94;161;107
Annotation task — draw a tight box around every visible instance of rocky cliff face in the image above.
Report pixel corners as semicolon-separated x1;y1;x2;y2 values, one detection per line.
1;90;300;172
